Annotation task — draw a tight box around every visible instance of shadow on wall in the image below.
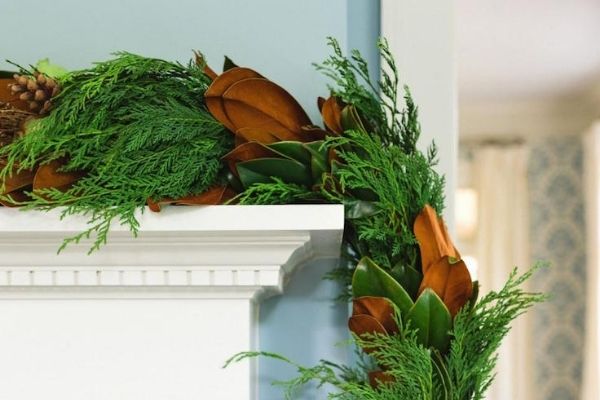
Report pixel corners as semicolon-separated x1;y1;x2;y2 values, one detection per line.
259;259;350;399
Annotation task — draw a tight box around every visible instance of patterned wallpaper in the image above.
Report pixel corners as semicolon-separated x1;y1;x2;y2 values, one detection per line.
528;137;586;400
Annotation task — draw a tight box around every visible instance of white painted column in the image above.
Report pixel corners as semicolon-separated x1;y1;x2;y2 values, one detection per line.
0;205;344;400
381;1;457;228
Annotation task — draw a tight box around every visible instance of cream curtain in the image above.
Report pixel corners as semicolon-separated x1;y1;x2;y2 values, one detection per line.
470;144;532;400
582;123;600;400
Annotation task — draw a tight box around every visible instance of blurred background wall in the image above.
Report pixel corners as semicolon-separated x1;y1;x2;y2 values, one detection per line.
456;1;600;399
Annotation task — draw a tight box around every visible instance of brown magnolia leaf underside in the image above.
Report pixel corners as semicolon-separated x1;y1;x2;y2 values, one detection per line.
414;204;461;274
147;186;235;212
221;141;280;174
352;296;399;335
235;127;278;144
0;188;29;207
205;67;264;132
33;159;83;192
1;167;35;194
418;256;473;317
368;370;395;389
321;96;344;134
221;78;311;139
348;314;388;354
222;99;302;141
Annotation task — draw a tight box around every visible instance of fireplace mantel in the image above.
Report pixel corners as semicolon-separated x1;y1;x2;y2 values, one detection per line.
0;205;344;400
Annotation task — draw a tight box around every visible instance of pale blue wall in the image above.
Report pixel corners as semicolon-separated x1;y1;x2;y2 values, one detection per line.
2;1;380;398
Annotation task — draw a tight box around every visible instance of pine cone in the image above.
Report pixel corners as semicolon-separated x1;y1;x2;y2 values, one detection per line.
8;72;60;115
0;101;33;147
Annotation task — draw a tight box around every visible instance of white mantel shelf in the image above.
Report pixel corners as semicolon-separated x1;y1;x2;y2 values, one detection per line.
0;205;345;400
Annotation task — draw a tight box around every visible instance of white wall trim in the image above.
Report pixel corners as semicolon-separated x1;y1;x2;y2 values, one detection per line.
0;205;345;400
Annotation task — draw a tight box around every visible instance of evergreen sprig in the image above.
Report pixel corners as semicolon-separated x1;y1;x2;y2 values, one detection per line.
313;39;444;285
315;37;429;156
446;263;548;400
232;177;322;205
323;130;445;269
228;266;545;399
0;53;232;252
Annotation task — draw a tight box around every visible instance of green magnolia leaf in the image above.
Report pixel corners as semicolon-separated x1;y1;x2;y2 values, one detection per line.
225;171;243;193
35;58;68;79
0;70;14;79
237;158;312;188
304;141;328;182
406;288;452;352
352;257;414;316
344;199;379;219
390;263;422;299
341;105;367;133
268;141;312;165
467;280;480;313
223;56;238;72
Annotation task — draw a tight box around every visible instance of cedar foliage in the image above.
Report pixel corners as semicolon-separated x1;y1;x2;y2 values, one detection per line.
228;265;546;399
233;39;445;275
317;38;445;277
0;53;232;252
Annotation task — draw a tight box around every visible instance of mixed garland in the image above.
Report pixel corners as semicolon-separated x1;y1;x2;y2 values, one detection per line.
0;39;545;399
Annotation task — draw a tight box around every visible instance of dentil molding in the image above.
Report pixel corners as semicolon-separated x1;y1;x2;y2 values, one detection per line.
0;205;344;299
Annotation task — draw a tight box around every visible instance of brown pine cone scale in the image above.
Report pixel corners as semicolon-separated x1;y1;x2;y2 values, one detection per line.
8;72;60;115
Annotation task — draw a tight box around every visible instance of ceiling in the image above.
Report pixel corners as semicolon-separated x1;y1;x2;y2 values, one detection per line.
457;0;600;104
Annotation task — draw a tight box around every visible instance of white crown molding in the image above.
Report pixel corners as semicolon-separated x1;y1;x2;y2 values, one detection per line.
0;205;344;400
0;205;344;301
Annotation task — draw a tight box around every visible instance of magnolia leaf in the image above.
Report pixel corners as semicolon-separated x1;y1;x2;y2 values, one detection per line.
344;199;379;219
419;256;473;317
321;96;343;134
317;96;326;112
467;280;480;312
147;186;235;212
33;159;83;193
205;67;264;132
352;296;399;335
236;127;278;144
237;158;312;188
390;263;422;299
300;125;329;141
406;288;452;352
222;141;280;175
268;141;312;164
0;189;30;207
341;105;367;133
348;314;388;337
226;171;243;193
352;257;414;316
351;187;379;202
0;164;35;194
221;77;311;139
223;141;279;162
223;56;238;72
304;141;328;182
414;204;461;274
368;371;395;389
